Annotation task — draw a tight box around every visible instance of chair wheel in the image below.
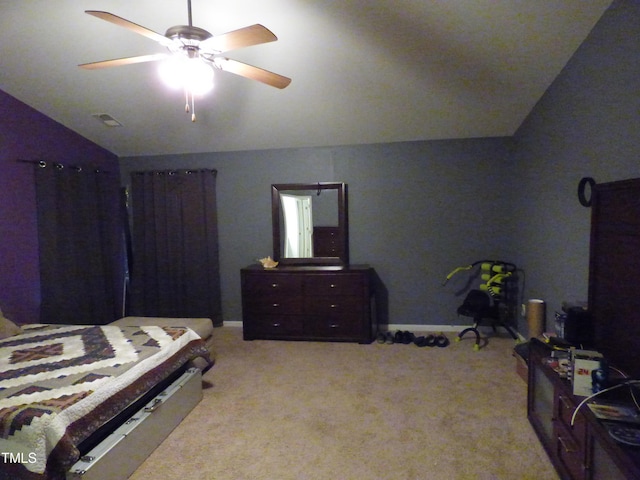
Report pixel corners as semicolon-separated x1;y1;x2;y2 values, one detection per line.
473;344;480;351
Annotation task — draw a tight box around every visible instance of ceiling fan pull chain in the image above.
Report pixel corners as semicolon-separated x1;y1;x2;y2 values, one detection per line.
182;87;196;122
191;92;196;122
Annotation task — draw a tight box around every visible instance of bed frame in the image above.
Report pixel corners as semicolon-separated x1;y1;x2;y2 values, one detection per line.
66;367;202;479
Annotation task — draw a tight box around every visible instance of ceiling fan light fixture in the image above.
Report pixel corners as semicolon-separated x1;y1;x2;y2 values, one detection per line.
80;2;290;123
158;56;214;95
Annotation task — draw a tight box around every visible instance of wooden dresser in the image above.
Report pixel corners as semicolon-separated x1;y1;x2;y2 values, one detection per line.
241;264;374;343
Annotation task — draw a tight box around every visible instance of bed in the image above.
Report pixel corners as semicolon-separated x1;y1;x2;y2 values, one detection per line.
0;322;211;480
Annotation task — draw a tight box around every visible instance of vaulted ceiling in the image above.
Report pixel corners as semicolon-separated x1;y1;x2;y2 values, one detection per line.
0;1;612;157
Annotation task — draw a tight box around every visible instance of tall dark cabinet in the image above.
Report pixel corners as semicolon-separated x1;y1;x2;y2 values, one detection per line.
588;178;640;379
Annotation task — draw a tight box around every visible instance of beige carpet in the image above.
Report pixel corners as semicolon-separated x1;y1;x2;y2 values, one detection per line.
129;327;558;480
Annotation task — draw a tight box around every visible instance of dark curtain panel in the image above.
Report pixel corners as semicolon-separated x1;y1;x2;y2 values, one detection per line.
35;163;123;324
129;169;222;326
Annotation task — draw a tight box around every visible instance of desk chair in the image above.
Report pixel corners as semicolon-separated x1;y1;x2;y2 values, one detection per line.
443;260;520;350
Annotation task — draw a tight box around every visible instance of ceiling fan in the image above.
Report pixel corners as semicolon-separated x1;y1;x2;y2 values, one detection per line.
79;0;291;121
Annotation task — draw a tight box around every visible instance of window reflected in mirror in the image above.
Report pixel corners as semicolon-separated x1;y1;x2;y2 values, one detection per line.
280;193;314;257
272;183;348;265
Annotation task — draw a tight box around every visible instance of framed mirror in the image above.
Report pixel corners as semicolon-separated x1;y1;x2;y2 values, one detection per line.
272;182;348;266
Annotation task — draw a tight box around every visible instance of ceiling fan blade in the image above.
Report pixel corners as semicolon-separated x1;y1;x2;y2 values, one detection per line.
79;53;168;70
203;24;277;53
214;58;291;89
85;10;169;45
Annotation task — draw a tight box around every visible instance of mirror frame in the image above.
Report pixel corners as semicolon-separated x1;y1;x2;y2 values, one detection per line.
272;182;349;266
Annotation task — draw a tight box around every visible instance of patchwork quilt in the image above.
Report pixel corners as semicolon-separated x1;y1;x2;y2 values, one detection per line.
0;324;210;480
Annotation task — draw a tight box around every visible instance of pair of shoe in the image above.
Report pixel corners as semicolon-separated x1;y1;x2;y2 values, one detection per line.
414;333;450;348
376;331;395;344
376;331;449;347
414;335;434;347
394;330;415;345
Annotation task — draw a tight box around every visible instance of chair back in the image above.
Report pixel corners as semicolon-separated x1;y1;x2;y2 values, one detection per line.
462;289;491;309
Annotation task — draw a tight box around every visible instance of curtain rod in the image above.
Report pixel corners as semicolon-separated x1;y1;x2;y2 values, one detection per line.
16;159;110;173
132;169;217;176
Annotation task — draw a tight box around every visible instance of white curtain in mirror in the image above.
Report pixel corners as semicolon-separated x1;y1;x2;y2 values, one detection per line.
280;193;313;258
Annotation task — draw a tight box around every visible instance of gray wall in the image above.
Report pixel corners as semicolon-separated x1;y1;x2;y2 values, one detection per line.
120;0;640;334
119;138;512;327
510;0;640;335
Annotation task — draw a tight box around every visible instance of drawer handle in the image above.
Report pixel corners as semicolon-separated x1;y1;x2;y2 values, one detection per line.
559;395;573;410
144;398;163;413
271;283;279;288
557;435;577;453
330;304;339;308
330;284;337;288
272;323;281;328
329;323;339;328
272;303;280;308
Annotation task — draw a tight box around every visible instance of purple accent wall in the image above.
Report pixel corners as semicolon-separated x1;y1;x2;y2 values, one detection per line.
0;89;119;324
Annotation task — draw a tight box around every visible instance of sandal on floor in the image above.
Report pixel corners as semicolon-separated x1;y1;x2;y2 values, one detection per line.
414;336;427;347
435;334;450;348
425;334;437;347
402;331;415;344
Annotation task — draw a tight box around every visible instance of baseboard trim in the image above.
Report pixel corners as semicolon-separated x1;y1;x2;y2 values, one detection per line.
222;320;523;339
223;321;243;328
383;324;464;333
385;324;525;340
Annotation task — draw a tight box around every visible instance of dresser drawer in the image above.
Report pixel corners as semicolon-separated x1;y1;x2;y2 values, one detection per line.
557;392;586;444
305;314;361;338
305;295;363;314
555;392;588;480
244;315;304;337
244;296;303;314
243;273;303;295
555;421;587;480
303;274;363;295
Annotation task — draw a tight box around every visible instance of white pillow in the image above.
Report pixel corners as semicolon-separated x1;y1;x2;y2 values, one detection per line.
0;307;22;339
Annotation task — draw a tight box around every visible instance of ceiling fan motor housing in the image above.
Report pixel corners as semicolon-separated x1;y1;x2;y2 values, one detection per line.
165;25;213;57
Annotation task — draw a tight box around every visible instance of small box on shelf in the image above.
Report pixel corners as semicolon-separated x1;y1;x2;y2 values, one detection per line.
570;348;604;397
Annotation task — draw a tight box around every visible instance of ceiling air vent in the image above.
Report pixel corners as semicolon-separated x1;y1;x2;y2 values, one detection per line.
92;113;123;127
